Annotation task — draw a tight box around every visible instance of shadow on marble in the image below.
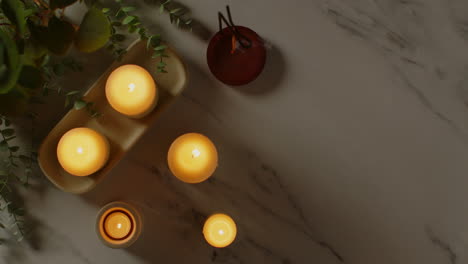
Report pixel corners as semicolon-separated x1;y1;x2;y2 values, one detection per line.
142;0;213;41
76;61;343;264
234;44;286;96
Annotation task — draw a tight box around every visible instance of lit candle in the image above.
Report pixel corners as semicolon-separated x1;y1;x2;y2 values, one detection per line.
57;127;109;176
167;133;218;183
104;211;132;240
105;64;158;118
97;202;142;248
203;213;237;248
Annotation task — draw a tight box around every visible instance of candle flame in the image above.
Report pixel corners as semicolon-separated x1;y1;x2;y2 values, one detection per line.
77;147;84;154
192;149;201;158
128;83;136;93
117;223;122;229
218;230;225;235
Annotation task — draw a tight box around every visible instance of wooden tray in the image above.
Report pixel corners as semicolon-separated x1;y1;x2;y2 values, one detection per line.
38;40;188;194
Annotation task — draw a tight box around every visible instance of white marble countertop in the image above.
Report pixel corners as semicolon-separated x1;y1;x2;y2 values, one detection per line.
3;0;468;263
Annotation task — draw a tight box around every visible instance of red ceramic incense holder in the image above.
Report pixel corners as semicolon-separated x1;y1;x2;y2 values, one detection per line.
207;7;266;86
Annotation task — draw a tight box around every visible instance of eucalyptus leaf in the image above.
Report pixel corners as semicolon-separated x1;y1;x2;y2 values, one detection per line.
122;16;136;25
2;128;14;137
122;6;136;12
170;8;182;14
75;7;111;53
74;99;87;110
154;45;167;51
0;141;7;152
66;90;80;96
18;155;29;164
9;146;19;152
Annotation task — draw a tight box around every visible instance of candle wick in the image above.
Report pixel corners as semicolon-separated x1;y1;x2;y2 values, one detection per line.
77;147;84;154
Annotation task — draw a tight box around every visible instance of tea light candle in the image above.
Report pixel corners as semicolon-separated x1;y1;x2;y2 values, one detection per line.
97;202;142;248
167;133;218;183
203;213;237;248
104;211;132;240
57;127;109;176
105;64;158;118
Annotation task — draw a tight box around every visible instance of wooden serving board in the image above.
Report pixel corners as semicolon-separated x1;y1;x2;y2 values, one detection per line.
38;40;188;194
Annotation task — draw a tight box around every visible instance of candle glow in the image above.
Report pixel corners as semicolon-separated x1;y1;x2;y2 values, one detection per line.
167;133;218;183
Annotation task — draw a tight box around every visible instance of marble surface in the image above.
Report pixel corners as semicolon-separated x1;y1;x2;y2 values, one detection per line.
2;0;468;263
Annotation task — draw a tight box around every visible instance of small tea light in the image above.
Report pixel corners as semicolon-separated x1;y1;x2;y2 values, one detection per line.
203;213;237;248
105;64;158;118
96;202;142;248
167;133;218;183
57;127;109;176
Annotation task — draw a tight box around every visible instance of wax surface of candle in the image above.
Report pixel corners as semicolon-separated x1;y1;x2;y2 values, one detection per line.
167;133;218;183
57;127;109;176
104;211;132;239
203;214;237;248
105;64;157;117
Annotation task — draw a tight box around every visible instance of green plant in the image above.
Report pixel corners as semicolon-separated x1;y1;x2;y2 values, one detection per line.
0;0;191;243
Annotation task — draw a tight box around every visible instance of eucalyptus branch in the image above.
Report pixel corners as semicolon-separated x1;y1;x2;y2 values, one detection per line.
103;0;174;73
157;0;192;29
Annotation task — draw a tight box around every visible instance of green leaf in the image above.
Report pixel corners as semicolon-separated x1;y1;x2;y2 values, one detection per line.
2;128;14;137
146;36;153;50
74;99;86;110
154;45;167;51
122;6;136;12
19;155;29;164
1;0;27;36
50;0;77;9
158;61;166;67
159;4;164;14
122;16;136;25
102;7;110;13
0;141;7;152
9;146;19;152
128;25;136;33
170;8;182;14
66;90;80;96
75;7;112;53
5;136;16;141
0;30;22;94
